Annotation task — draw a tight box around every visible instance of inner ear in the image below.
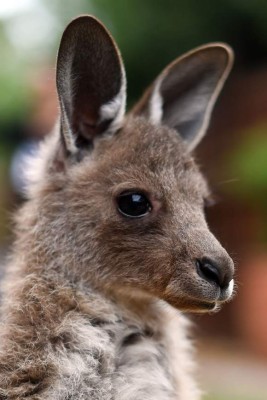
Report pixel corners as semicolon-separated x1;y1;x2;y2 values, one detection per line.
56;16;126;155
132;43;233;151
159;55;227;141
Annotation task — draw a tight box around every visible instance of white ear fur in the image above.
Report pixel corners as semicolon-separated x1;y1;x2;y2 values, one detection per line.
134;43;234;151
149;78;164;125
100;71;127;134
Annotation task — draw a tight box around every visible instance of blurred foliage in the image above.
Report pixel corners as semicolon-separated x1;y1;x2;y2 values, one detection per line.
226;124;267;244
227;124;267;203
0;143;12;241
2;0;267;128
0;25;31;128
89;0;267;103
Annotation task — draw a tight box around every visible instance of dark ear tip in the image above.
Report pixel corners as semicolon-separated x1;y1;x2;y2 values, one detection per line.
64;14;107;32
59;15;113;47
56;13;123;84
193;42;234;71
58;14;122;64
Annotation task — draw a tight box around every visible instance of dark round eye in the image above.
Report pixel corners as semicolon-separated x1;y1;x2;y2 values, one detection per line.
116;191;152;218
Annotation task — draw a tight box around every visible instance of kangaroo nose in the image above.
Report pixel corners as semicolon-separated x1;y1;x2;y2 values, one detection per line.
196;257;233;289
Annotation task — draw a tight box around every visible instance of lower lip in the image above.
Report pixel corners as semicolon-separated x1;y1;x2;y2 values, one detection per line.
198;301;216;310
187;300;217;312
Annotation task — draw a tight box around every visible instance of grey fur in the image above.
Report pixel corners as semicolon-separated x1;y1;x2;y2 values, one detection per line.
0;16;234;400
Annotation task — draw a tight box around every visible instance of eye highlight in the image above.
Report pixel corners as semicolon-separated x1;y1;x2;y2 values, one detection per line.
116;191;152;218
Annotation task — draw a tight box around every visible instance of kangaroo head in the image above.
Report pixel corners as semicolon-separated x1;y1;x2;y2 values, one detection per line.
29;16;234;313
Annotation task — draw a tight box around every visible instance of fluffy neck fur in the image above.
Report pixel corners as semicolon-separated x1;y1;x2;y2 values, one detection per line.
0;181;200;399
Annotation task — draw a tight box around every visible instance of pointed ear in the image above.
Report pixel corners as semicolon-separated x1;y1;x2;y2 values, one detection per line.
56;15;126;156
132;43;233;151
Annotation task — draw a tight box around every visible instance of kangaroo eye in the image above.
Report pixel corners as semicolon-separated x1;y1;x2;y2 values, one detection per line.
116;191;152;218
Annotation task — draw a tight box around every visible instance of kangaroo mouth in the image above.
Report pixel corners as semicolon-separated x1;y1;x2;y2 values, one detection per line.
182;299;218;313
164;293;218;314
163;275;234;313
165;284;235;313
190;282;234;313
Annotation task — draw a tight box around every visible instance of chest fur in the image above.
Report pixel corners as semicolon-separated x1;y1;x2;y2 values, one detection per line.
45;308;198;400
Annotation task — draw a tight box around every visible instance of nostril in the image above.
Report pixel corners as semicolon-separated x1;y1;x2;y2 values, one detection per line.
196;258;229;289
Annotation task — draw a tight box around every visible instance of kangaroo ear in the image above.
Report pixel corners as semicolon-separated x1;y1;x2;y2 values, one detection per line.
132;43;233;151
56;15;126;156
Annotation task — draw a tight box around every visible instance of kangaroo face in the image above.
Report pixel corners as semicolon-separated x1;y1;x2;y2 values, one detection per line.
64;116;234;313
33;16;234;313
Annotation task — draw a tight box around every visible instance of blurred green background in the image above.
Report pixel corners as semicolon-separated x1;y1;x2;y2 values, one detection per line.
1;1;267;399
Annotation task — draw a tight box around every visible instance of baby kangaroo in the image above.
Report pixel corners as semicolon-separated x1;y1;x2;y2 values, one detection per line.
0;15;234;400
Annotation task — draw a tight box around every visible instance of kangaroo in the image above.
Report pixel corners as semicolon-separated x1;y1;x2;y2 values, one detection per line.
0;15;234;400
